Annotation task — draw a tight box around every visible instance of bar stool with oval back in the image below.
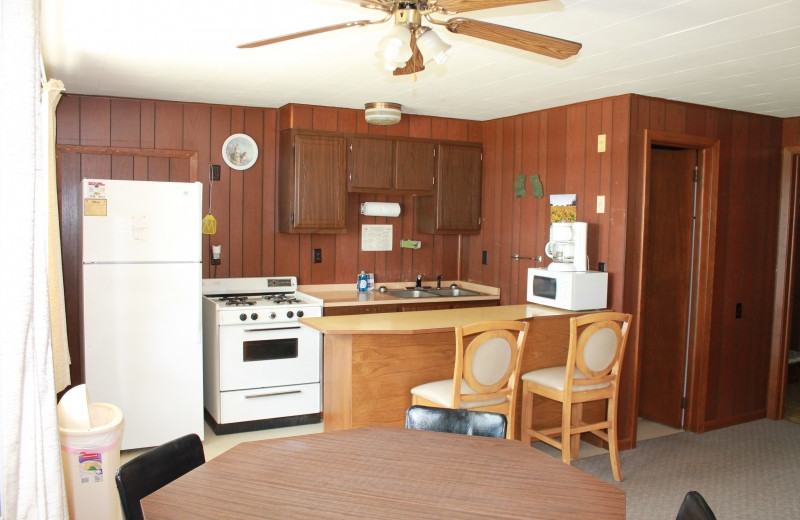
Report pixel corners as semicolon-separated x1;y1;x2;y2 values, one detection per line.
410;320;529;440
519;312;632;481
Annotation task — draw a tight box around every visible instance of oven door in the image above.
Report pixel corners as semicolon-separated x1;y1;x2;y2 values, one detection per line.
218;322;320;391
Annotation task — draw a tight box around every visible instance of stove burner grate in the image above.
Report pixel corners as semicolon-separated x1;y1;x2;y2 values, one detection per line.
221;296;256;306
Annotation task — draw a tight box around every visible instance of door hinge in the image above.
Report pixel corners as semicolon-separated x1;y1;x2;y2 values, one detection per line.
693;166;701;182
680;397;689;410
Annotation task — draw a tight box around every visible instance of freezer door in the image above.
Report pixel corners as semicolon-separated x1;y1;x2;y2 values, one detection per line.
82;179;202;263
83;262;203;450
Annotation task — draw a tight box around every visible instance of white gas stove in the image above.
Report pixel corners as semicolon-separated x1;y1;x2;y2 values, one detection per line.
201;277;323;434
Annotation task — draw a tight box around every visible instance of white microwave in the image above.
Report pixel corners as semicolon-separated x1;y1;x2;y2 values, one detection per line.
526;268;608;311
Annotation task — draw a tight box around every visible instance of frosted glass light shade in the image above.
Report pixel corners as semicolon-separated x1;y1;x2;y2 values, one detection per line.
364;102;402;126
377;24;413;70
416;28;451;65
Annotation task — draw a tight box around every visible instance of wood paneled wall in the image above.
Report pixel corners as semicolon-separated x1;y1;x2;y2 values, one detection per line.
56;94;787;445
55;96;480;385
626;96;783;432
473;94;784;445
274;103;482;286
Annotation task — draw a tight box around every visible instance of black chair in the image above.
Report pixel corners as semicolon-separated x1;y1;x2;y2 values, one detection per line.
115;433;205;520
405;405;507;439
676;491;717;520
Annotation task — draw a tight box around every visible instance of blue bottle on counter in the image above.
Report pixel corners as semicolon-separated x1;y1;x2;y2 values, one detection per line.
357;271;368;292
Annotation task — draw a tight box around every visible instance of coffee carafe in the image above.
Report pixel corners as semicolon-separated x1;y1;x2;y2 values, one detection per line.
545;222;588;271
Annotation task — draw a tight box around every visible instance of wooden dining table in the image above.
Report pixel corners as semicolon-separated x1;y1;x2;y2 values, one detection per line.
141;426;625;519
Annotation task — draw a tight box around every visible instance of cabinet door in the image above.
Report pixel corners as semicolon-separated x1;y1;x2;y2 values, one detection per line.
280;132;347;232
395;140;435;194
348;137;394;191
416;143;482;234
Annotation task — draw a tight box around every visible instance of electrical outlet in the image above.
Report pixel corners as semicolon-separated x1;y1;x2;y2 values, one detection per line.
598;262;606;272
482;250;488;265
313;248;322;263
210;164;221;181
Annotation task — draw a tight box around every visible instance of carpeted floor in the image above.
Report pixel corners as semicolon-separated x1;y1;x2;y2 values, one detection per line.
573;419;800;519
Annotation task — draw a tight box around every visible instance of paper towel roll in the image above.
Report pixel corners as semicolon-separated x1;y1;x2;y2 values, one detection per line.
360;202;401;217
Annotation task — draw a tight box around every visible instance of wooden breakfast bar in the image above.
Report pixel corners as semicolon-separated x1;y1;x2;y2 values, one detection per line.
300;304;598;440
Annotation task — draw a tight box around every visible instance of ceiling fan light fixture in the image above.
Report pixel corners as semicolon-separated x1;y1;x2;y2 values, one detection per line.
364;102;402;126
378;24;413;62
416;27;451;65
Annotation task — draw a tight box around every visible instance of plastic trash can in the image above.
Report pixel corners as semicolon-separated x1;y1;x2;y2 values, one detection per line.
58;384;124;520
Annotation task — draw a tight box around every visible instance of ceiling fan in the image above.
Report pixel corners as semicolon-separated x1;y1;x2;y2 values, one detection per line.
237;0;582;77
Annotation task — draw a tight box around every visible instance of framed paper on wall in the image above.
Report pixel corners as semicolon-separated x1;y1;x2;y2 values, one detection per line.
222;134;258;170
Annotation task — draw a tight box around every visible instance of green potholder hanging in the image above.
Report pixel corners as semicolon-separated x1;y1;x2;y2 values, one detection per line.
514;174;526;198
530;174;544;199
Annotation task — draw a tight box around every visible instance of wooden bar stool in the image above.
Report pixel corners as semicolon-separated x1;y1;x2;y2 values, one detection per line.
519;312;632;481
410;320;529;440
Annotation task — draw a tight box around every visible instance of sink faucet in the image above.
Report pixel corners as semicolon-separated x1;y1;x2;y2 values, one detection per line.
416;274;424;289
437;274;443;289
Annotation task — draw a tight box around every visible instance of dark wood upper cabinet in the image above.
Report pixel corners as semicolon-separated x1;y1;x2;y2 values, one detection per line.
279;130;347;233
347;137;393;191
347;136;435;195
416;142;483;234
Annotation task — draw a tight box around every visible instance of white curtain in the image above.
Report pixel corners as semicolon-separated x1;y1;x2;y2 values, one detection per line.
0;0;70;517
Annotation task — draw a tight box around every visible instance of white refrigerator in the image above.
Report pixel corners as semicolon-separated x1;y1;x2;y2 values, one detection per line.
81;178;204;450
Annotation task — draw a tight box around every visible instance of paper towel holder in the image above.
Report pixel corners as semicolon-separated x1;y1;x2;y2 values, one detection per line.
360;202;402;217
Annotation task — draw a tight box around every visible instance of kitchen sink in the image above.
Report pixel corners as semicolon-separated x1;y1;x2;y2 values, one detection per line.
384;287;485;298
424;288;483;297
385;289;441;299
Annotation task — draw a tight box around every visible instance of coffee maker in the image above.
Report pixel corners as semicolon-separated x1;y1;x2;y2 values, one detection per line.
545;221;588;272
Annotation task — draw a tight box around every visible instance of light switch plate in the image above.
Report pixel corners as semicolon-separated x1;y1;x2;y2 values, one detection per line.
597;195;606;213
597;134;607;153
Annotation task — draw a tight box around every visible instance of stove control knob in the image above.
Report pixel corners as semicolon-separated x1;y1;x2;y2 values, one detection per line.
287;311;294;319
269;312;277;320
251;313;259;321
239;313;247;322
297;310;304;318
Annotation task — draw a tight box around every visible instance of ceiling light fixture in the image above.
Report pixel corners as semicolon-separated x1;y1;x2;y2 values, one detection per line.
377;24;413;70
364;102;402;126
416;27;451;65
374;5;450;76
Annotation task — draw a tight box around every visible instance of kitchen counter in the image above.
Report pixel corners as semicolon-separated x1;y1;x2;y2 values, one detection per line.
300;304;602;440
298;280;499;308
299;303;570;334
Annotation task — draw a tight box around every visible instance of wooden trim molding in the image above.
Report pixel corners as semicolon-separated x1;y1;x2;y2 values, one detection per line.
635;129;720;434
768;145;800;419
56;145;199;182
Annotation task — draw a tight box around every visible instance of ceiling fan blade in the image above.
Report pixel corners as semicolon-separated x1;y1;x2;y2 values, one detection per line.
433;0;548;13
445;18;581;59
237;20;372;49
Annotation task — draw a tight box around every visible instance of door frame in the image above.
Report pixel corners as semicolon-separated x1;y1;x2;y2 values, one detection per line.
634;130;720;433
768;145;800;419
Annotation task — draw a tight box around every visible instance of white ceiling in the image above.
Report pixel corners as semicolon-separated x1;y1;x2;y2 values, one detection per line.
40;0;800;121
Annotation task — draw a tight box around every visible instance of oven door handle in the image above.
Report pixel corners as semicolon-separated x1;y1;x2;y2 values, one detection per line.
244;389;302;399
244;326;301;333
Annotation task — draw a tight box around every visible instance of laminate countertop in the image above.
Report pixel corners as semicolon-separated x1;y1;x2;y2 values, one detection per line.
298;280;500;308
299;303;572;335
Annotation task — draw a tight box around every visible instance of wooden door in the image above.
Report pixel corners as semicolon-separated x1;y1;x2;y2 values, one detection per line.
638;147;697;428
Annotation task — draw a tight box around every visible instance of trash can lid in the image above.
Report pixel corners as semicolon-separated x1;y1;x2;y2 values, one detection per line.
57;384;91;430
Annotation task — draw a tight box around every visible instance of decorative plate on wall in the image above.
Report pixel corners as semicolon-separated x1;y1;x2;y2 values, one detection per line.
222;133;258;170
